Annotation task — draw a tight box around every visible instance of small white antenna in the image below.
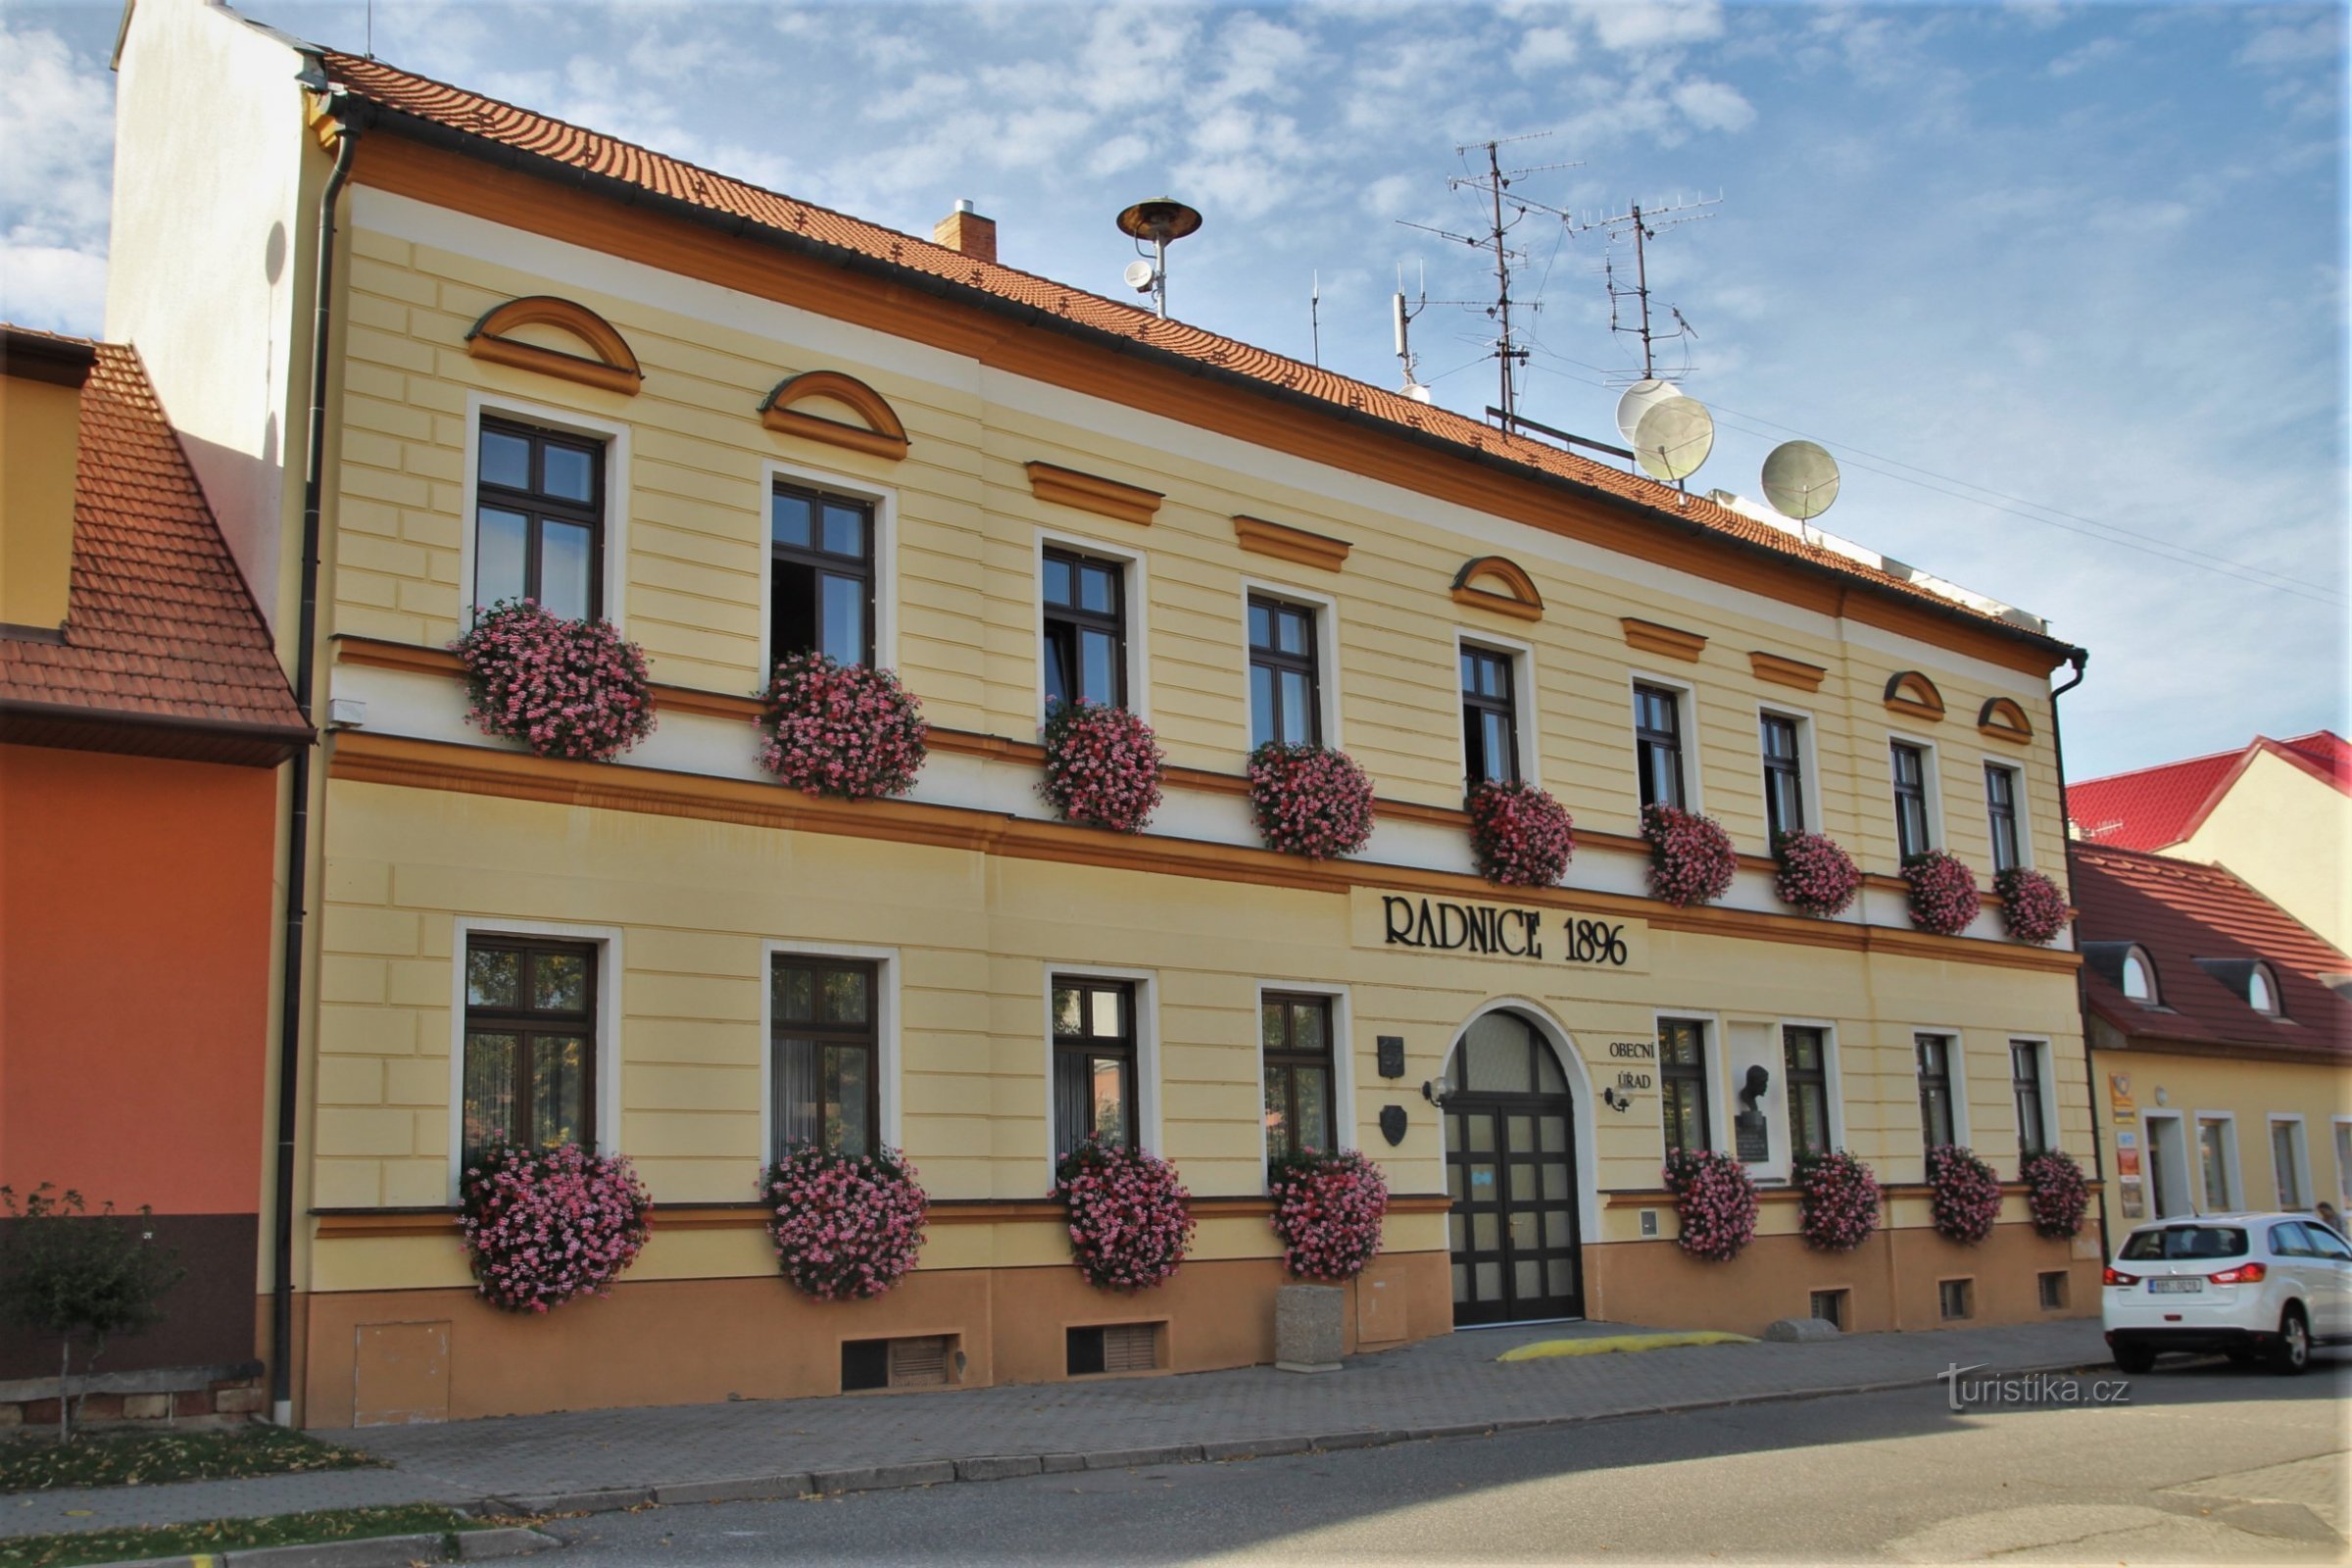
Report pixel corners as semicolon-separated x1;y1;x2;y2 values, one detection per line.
1393;262;1429;397
1310;270;1321;368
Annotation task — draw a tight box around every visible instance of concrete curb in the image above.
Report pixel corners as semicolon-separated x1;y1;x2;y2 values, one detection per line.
75;1521;559;1568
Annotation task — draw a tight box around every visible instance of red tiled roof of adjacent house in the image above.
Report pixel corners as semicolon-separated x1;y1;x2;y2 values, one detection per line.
2070;731;2352;851
0;328;308;759
2069;841;2350;1060
316;49;2068;657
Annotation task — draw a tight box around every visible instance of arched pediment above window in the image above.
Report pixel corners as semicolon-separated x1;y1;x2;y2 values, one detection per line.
465;296;643;396
759;370;910;461
1978;696;2033;743
1451;556;1544;621
1885;670;1946;721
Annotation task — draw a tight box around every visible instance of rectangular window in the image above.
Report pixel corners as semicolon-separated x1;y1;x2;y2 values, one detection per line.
1985;762;2022;873
1916;1034;1956;1152
1066;1322;1157;1375
2273;1120;2307;1209
2038;1271;2069;1310
1938;1278;1974;1321
1460;645;1520;786
1658;1019;1711;1156
1043;547;1127;710
462;936;596;1163
1891;742;1933;858
770;956;879;1159
2011;1042;2047;1160
1053;976;1138;1160
474;418;605;621
1261;993;1337;1164
769;480;874;671
1761;713;1805;841
1783;1026;1831;1160
1809;1289;1847;1330
1634;684;1686;810
1248;596;1320;749
2198;1116;2235;1209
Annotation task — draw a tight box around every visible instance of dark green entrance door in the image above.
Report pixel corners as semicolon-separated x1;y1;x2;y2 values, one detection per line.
1444;1011;1583;1326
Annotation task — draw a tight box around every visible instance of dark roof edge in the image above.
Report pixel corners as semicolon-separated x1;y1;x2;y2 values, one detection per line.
0;697;314;765
327;90;2081;668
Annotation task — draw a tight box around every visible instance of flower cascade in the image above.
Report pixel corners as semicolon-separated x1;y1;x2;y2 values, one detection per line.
1465;779;1575;887
1904;851;1984;938
1641;805;1739;908
1773;830;1863;917
1246;743;1377;860
451;600;656;762
1662;1148;1758;1262
755;652;929;800
1794;1150;1883;1252
2022;1150;2090;1240
758;1144;930;1300
1996;867;2071;946
1053;1137;1196;1291
1926;1144;2003;1245
1040;700;1165;834
1266;1149;1390;1281
459;1140;652;1313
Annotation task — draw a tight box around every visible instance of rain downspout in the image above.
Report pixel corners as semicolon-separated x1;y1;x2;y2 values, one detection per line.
2046;649;2099;1266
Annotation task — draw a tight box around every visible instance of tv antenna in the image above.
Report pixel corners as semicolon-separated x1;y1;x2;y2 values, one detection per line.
1397;132;1580;421
1310;271;1321;367
1569;192;1719;382
1116;197;1202;319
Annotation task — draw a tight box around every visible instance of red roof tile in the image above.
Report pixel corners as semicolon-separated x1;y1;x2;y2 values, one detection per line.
2069;842;2349;1060
317;49;2069;658
0;329;308;756
2070;731;2351;851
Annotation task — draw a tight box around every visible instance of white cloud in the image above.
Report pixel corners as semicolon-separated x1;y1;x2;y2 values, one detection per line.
1671;78;1756;132
1515;25;1580;72
0;24;113;336
1580;1;1725;54
0;242;108;334
1087;132;1154;180
2047;35;2125;77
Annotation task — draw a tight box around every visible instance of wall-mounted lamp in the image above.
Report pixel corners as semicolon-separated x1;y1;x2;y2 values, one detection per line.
1600;1087;1634;1113
1421;1070;1455;1106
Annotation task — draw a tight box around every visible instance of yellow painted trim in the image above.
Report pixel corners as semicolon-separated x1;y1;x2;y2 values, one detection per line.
1751;650;1828;692
1623;617;1708;662
1233;514;1350;571
1025;461;1162;525
1497;1331;1753;1361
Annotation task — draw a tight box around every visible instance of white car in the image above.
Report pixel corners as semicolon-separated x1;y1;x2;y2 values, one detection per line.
2102;1212;2352;1374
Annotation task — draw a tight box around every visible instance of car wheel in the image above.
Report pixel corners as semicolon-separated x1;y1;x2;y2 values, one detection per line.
2271;1307;2311;1375
2112;1344;2155;1374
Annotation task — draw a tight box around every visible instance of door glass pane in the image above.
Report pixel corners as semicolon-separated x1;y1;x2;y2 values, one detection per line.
1475;1262;1502;1300
533;951;586;1011
1543;1208;1574;1247
771;491;812;548
1464;1014;1529;1093
1445;1115;1463;1153
1515;1260;1542;1300
1472;1211;1499;1250
474;507;528;606
1452;1262;1469;1302
1508;1211;1536;1250
541;443;594;503
1508;1115;1534;1149
821;504;864;557
530;1034;587;1147
479;429;531;490
820;573;866;664
1508;1162;1536;1201
1081;629;1117;706
466;948;518;1007
1468;1166;1498;1209
1448;1211;1467;1250
1542;1161;1568;1200
540;520;592;620
1534;1049;1566;1095
463;1031;516;1152
1446;1162;1464;1199
1466;1115;1495;1152
1547;1258;1574;1297
1541;1115;1568;1150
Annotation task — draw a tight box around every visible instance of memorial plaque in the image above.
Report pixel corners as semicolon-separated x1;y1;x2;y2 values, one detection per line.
1734;1110;1770;1163
1376;1035;1405;1079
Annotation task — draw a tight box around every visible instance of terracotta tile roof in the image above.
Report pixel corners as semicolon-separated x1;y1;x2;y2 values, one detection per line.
317;49;2069;657
2069;842;2350;1060
2070;731;2351;851
0;328;308;760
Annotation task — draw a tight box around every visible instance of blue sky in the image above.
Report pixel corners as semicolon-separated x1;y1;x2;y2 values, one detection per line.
5;0;2344;780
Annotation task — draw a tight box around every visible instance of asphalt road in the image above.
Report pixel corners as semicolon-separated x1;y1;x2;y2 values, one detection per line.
536;1353;2351;1564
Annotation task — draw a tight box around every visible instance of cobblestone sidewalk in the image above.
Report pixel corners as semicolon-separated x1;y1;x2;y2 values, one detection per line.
2;1317;2110;1539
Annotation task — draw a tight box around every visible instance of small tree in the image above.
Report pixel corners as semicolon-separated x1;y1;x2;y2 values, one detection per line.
0;1185;183;1442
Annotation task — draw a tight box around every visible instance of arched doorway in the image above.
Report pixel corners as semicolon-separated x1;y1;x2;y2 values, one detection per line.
1444;1009;1584;1325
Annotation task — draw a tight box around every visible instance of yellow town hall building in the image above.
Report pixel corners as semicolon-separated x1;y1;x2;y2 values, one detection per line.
111;0;2095;1425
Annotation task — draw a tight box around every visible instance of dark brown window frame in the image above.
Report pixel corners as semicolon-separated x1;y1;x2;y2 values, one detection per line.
1658;1017;1712;1157
1891;741;1933;859
1783;1025;1832;1161
1053;975;1140;1160
1761;711;1806;842
1248;594;1322;750
768;478;877;674
1043;545;1129;710
1460;643;1521;788
1916;1033;1957;1152
770;954;883;1160
1635;682;1688;811
1984;761;2022;874
2011;1040;2047;1160
1261;991;1339;1166
462;935;599;1163
474;416;607;619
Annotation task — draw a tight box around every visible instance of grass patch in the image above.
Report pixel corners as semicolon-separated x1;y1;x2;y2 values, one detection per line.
0;1502;484;1568
1495;1330;1754;1362
0;1425;383;1493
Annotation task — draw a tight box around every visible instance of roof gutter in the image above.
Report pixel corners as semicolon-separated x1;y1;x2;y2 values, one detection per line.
341;98;2081;667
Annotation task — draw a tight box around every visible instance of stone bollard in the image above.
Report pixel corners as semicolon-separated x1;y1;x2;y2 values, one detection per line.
1762;1316;1841;1343
1276;1284;1346;1373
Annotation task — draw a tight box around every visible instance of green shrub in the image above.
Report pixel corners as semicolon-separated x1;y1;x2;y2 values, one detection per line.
0;1185;184;1441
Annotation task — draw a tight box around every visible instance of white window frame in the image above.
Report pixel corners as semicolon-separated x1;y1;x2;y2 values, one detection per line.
1652;1007;1729;1157
1983;758;2033;870
445;916;625;1201
1239;576;1344;751
757;458;900;683
1457;628;1542;790
1035;526;1151;722
2007;1036;2059;1167
1887;731;1945;856
1776;1015;1845;1158
459;390;632;633
2247;961;2283;1017
2121;945;2160;1004
1251;980;1356;1185
1914;1025;1973;1152
758;939;903;1167
2194;1111;2242;1211
2267;1113;2314;1211
2141;1108;2192;1218
1627;670;1702;817
1041;962;1162;1189
1755;703;1821;836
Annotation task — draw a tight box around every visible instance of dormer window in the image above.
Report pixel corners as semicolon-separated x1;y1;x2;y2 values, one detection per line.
2121;947;2157;1004
2248;963;2282;1017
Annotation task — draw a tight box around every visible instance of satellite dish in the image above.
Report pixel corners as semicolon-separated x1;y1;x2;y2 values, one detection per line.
1122;259;1156;294
1633;396;1714;481
1761;440;1841;520
1614;377;1681;447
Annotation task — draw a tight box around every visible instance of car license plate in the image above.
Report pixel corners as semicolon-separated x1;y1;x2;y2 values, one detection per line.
2149;1278;2204;1294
